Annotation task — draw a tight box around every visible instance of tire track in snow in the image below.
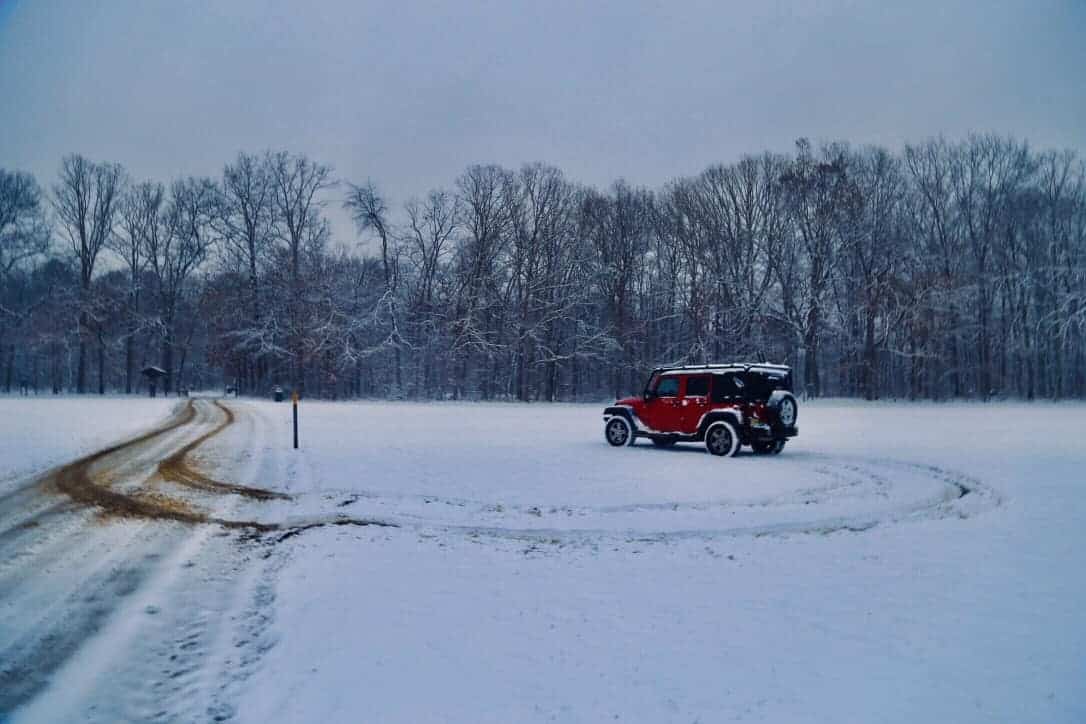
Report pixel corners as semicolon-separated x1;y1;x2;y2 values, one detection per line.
327;455;1000;544
0;400;218;717
32;398;386;533
0;399;383;720
0;518;182;715
157;401;291;502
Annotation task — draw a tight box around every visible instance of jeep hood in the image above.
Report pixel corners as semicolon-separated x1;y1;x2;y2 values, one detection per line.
614;396;641;407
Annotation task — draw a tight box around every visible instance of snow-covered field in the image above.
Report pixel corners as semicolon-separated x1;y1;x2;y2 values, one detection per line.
0;395;176;494
1;397;1084;722
236;399;1084;724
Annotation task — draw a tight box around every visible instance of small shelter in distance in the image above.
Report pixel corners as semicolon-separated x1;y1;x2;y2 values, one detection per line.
141;366;167;397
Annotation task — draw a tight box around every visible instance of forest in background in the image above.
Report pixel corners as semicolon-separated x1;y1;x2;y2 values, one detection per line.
2;134;1085;401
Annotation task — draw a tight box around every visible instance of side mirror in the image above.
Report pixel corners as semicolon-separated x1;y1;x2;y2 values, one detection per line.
643;391;656;402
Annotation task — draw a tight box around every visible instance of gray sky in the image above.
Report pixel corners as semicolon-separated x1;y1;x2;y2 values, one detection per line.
2;0;1084;246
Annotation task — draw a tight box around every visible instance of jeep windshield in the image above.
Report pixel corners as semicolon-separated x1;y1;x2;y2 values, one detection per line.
643;371;661;397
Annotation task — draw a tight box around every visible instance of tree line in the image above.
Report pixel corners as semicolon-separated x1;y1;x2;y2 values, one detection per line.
2;134;1085;401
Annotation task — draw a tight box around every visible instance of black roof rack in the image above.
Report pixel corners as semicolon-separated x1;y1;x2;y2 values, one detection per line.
654;362;791;374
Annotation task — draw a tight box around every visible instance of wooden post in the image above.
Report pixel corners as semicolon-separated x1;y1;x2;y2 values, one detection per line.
292;390;299;449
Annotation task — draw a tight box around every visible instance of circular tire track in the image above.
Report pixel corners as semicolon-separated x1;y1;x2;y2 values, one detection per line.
331;454;1000;543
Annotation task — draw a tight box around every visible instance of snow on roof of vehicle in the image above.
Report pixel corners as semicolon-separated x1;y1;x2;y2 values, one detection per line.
656;362;791;376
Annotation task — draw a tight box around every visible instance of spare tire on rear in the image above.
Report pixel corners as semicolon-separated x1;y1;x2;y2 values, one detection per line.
767;390;798;428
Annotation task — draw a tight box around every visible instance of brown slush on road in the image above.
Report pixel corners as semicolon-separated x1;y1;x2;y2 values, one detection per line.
41;398;393;534
46;400;281;529
157;401;291;502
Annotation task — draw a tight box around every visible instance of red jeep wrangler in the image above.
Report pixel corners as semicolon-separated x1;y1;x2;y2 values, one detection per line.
602;363;799;457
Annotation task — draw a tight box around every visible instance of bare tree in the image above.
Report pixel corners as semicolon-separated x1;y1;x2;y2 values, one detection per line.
144;177;218;393
52;155;125;393
951;135;1034;399
582;181;654;398
6;137;1086;401
504;164;580;400
0;170;51;390
666;154;785;364
835;146;907;399
779;140;855;397
218;151;278;393
449;165;515;398
904;137;963;398
0;169;49;282
111;181;162;393
270;152;333;394
403;189;458;395
344;180;404;391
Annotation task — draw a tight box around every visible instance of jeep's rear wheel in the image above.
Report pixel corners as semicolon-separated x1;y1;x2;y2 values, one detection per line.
752;439;786;455
704;421;740;457
605;417;633;447
751;440;776;455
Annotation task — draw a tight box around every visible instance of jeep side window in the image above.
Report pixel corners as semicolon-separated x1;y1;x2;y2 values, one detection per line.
739;373;758;400
711;373;742;402
654;376;680;397
744;372;780;401
684;375;710;397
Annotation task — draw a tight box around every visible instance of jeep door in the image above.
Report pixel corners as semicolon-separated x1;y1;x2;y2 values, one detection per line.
640;374;683;432
679;374;712;434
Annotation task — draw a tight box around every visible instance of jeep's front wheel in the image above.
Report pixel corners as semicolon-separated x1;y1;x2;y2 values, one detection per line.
605;417;633;447
704;421;740;457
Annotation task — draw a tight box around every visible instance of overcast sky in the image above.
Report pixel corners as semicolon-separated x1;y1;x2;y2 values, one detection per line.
2;0;1084;244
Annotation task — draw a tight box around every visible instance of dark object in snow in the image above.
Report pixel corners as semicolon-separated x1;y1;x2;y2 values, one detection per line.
273;385;284;402
602;362;799;457
141;366;167;398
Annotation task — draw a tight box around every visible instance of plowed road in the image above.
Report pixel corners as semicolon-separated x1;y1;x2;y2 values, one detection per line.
0;398;353;722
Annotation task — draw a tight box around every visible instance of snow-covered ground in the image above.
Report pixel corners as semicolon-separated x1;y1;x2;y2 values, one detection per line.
232;399;1084;723
0;395;176;494
0;397;281;723
1;397;1083;722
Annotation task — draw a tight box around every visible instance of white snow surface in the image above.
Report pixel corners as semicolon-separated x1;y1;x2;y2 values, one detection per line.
0;395;176;494
230;399;1084;724
1;397;1083;722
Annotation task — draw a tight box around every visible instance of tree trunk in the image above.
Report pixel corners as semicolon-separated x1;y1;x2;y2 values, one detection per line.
803;305;820;398
3;345;13;394
77;310;88;394
161;330;174;395
125;332;134;394
862;301;877;400
177;348;188;395
393;346;402;394
97;335;105;395
978;290;991;400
